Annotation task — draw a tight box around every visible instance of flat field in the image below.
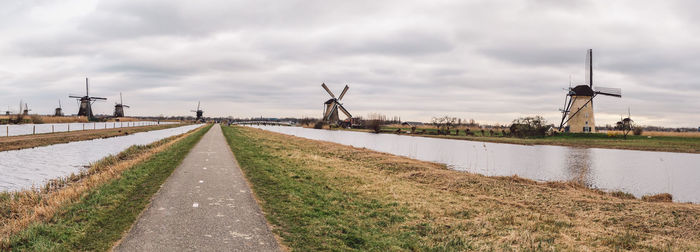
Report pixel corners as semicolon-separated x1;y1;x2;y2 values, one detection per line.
223;125;699;251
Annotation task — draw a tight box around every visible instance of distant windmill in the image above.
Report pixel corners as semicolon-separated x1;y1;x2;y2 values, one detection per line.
69;78;106;120
113;92;130;117
21;101;30;115
191;101;204;122
616;107;633;138
55;100;64;116
321;83;352;125
558;49;622;133
4;106;10;116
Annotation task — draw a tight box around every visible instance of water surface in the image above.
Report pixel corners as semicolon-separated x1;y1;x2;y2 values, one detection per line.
252;126;700;203
0;124;201;192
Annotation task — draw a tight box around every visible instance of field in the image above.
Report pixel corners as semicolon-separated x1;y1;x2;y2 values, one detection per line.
0;124;211;250
0;123;185;152
222;126;700;251
342;125;700;154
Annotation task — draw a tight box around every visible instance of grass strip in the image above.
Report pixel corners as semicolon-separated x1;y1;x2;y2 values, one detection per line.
222;125;420;251
3;124;212;251
224;125;700;251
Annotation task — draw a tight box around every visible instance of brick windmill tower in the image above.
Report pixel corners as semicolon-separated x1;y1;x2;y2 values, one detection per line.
558;49;622;133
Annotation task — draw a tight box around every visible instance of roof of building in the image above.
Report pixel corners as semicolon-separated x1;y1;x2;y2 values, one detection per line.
571;85;595;96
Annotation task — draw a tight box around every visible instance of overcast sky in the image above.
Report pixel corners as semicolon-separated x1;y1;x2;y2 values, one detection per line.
1;0;699;127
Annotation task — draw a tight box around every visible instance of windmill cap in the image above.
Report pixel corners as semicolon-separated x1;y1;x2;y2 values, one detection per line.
571;85;594;96
324;98;336;104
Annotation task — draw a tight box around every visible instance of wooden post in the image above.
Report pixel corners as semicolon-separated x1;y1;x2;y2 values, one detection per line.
52;125;54;133
83;123;85;131
33;125;35;135
94;122;96;129
68;124;70;132
6;126;8;137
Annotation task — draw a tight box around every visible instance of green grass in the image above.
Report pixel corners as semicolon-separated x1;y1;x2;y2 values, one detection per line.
5;124;212;251
222;126;420;251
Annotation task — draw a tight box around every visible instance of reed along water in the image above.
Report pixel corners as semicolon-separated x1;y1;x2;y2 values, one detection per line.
251;125;700;203
0;124;201;192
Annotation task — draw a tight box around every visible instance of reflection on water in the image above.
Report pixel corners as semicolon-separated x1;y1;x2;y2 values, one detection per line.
0;121;179;137
0;124;201;192
251;126;700;203
565;148;594;187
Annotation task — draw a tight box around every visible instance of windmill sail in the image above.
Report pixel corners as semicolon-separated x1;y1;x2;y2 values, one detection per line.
585;49;592;87
594;86;622;97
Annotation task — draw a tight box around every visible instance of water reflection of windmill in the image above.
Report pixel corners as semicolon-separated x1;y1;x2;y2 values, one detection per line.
558;49;622;133
191;101;204;122
113;92;129;117
69;78;106;120
321;83;352;125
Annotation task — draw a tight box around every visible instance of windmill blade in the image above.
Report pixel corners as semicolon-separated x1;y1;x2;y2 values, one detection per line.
337;85;349;101
123;105;130;108
323;101;336;120
69;95;82;98
197;101;200;110
585;49;592;87
321;83;336;98
338;104;352;118
92;97;108;100
594;86;621;97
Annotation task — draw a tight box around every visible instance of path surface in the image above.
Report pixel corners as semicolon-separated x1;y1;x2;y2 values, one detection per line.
115;124;279;251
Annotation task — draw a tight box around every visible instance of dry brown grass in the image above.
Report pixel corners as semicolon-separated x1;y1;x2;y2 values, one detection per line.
0;125;202;245
0;124;183;152
239;127;700;250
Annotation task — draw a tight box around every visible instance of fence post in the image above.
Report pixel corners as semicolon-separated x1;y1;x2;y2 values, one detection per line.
83;123;85;131
68;124;70;132
6;126;8;137
33;125;35;135
52;125;54;133
94;122;96;129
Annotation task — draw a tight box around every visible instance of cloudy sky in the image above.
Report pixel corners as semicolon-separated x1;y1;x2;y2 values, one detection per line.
1;0;699;127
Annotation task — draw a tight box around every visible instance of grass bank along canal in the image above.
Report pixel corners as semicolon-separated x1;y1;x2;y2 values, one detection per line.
224;126;700;251
0;124;202;192
252;125;700;203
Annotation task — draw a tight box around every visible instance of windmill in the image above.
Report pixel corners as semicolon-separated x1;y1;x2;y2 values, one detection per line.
55;100;64;116
321;83;352;125
558;49;621;133
616;107;633;138
4;106;10;116
113;92;130;117
191;101;204;122
69;78;106;120
21;101;30;115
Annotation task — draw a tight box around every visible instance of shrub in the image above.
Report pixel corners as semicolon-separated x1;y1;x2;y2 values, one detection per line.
632;127;643;135
642;193;672;202
365;120;382;133
313;121;324;129
509;116;548;138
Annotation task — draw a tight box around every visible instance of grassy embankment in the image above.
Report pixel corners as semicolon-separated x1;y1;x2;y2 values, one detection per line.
0;123;185;152
343;126;700;154
223;125;699;251
0;124;212;250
